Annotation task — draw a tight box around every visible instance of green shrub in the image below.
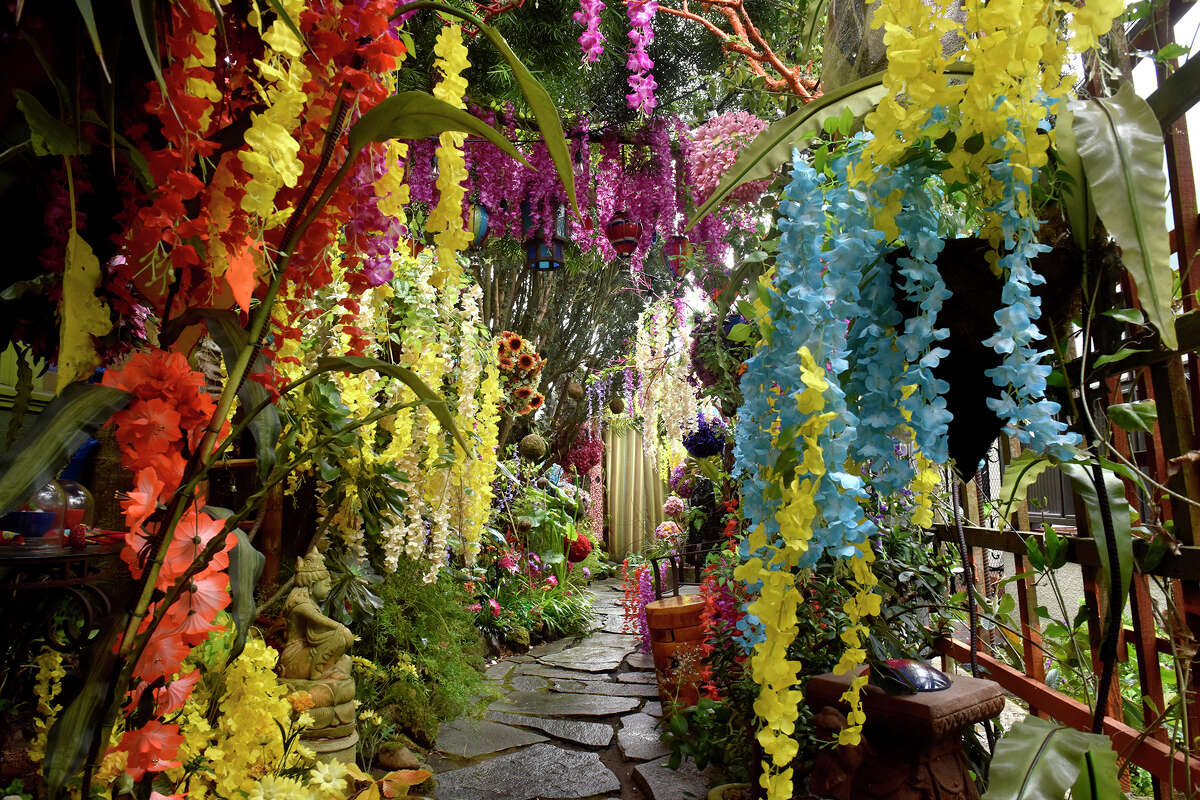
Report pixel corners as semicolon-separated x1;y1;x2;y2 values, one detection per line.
353;559;491;746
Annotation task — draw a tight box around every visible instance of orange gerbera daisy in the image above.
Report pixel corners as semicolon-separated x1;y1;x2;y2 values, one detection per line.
517;405;533;415
528;393;545;409
517;353;536;370
515;386;533;399
506;334;524;352
499;356;515;370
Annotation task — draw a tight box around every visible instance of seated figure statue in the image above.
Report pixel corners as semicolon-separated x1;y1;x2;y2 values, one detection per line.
279;551;358;757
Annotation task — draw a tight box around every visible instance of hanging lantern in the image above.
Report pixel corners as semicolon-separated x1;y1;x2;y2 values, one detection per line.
522;201;568;271
467;204;490;248
663;235;691;277
605;213;643;258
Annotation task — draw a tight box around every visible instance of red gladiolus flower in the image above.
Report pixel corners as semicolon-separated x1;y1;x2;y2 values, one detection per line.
152;670;202;716
162;512;230;583
124;467;165;534
134;628;191;684
114;398;183;464
117;720;185;781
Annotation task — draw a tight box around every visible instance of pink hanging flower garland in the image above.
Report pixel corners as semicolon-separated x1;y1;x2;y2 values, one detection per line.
624;0;658;113
573;0;607;62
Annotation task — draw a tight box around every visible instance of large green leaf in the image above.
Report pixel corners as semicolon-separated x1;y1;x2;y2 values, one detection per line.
42;618;122;799
983;715;1115;800
348;91;528;168
1071;744;1125;800
14;90;86;157
390;2;578;215
72;0;111;83
226;528;265;660
997;450;1052;526
1062;463;1132;610
1070;83;1177;350
1053;103;1093;252
315;356;472;456
0;384;131;515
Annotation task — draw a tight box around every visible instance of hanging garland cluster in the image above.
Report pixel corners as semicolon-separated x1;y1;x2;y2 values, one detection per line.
630;299;700;475
733;0;1126;795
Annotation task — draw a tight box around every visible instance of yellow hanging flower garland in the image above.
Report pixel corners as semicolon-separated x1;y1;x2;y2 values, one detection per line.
426;23;472;289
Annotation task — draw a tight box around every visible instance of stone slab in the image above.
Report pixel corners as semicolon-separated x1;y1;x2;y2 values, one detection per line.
633;757;713;800
509;655;535;663
491;690;639;717
434;718;547;759
508;674;548;692
484;661;515;681
548;679;660;698
434;742;620;800
617;712;669;761
485;710;615;747
539;644;630;673
517;664;612;681
527;638;574;658
584;632;640;649
618;671;658;684
642;701;663;718
625;652;654;670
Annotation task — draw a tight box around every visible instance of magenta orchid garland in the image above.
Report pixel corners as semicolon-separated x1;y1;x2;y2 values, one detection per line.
573;0;607;62
624;0;658;113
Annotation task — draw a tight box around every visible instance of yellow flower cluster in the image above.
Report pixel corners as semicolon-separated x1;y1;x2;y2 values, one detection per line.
240;0;310;222
426;23;472;289
831;542;881;746
857;0;1124;230
733;347;834;797
29;647;65;764
169;638;314;799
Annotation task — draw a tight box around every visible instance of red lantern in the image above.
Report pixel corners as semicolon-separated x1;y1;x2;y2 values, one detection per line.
663;235;691;277
605;213;643;258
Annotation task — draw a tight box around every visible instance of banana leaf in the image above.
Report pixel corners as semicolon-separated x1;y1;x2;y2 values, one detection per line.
1070;83;1177;350
983;715;1116;800
686;64;974;228
348;92;528;170
392;2;579;215
315;356;472;456
0;383;130;515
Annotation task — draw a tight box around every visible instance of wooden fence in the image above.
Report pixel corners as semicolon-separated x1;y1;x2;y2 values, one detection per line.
932;9;1200;793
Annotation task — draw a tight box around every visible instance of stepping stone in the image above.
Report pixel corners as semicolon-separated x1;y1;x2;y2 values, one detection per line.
539;644;630;673
625;652;654;670
585;632;640;648
491;691;639;717
485;711;615;747
434;718;547;759
509;674;548;692
548;679;660;698
485;661;515;681
633;757;713;800
642;701;663;717
618;671;658;684
528;638;574;658
617;712;669;761
434;742;620;800
510;655;535;663
517;664;609;681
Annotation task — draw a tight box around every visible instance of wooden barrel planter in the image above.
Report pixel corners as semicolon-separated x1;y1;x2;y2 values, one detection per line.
644;594;705;709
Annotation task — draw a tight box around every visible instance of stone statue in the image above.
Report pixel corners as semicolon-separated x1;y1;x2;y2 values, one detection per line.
280;551;358;763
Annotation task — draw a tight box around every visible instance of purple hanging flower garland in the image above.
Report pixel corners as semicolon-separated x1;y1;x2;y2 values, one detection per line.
625;0;659;113
573;0;607;62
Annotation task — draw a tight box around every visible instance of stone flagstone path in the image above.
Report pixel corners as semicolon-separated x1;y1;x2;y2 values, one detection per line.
431;579;712;800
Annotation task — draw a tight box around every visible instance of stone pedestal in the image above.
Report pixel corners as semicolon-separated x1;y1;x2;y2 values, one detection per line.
805;671;1004;800
308;731;360;765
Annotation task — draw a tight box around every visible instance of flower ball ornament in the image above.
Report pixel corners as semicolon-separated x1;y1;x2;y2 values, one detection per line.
662;495;686;518
519;433;548;461
564;429;604;475
655;520;684;551
567;532;593;562
687;112;770;205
